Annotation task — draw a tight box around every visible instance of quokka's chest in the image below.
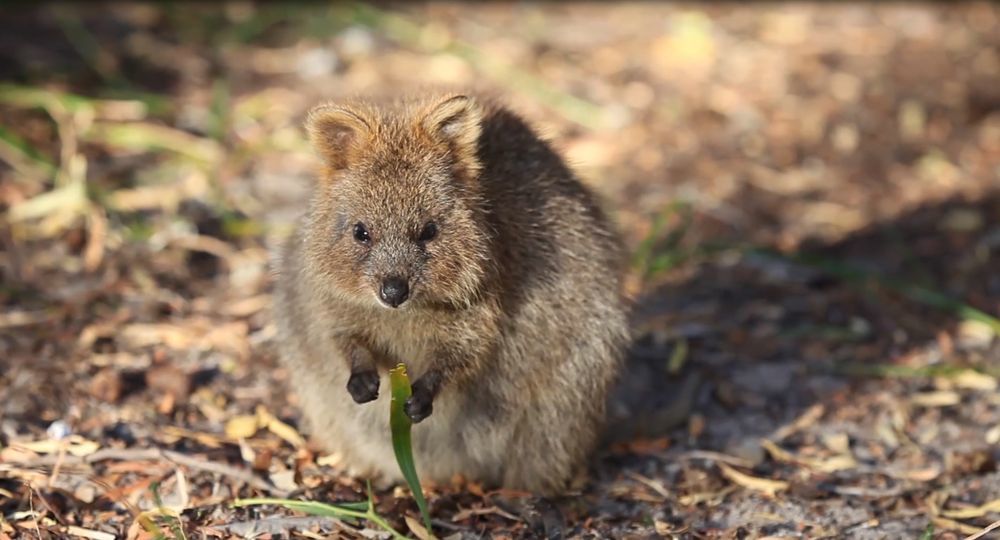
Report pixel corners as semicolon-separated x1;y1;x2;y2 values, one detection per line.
359;313;451;374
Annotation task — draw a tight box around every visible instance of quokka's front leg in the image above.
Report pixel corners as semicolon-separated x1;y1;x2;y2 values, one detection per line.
344;339;380;404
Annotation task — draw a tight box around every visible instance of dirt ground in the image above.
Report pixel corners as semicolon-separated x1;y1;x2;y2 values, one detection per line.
1;3;999;539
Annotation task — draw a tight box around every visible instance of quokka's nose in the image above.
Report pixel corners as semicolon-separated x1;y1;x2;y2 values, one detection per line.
379;276;409;307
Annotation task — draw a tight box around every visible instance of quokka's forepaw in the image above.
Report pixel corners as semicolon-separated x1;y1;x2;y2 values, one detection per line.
404;387;433;423
347;370;380;403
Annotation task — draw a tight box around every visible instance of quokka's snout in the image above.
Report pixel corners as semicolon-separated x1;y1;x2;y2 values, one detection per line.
378;275;409;307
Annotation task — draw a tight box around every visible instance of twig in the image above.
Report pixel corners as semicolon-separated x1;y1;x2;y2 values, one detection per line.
9;447;288;496
675;450;755;468
624;471;671;500
46;440;68;489
214;516;338;535
162;450;287;495
965;519;1000;540
27;485;42;540
830;485;905;498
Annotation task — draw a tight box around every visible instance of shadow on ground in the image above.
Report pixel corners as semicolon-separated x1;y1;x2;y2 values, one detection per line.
595;189;999;536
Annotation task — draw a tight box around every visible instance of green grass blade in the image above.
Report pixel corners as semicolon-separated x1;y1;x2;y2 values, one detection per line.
149;482;186;540
388;363;433;533
0;126;57;180
0;83;95;114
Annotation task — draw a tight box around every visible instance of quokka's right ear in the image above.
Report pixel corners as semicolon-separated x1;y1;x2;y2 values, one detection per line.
305;104;372;171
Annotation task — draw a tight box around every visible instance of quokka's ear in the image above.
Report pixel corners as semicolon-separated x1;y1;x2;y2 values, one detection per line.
420;95;483;176
305;104;372;171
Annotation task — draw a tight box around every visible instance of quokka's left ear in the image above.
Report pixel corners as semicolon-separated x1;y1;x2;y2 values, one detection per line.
419;94;483;177
305;103;373;174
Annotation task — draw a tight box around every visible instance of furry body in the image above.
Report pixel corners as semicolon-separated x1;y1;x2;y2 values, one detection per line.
273;93;628;494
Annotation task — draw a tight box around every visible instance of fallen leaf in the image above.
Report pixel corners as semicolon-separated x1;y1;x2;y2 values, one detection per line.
957;320;995;348
225;415;261;439
911;391;961;407
405;514;435;540
717;463;788;496
949;370;998;391
820;432;851;454
269;469;299;492
17;437;100;457
986;425;1000;445
66;526;116;540
771;404;825;441
83;206;106;271
88;368;123;403
942;498;1000;519
222;294;272;317
316;453;343;467
760;439;856;472
932;517;982;536
266;417;306;448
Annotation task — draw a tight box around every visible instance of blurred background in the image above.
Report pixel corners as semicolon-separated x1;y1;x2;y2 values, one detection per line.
1;3;998;538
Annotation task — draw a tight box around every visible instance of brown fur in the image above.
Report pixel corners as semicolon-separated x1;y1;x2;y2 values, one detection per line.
273;92;629;495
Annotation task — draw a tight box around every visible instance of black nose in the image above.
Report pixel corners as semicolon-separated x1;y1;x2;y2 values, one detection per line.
379;277;409;307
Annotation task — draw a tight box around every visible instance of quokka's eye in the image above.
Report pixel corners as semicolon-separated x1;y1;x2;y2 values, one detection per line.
418;222;438;242
353;222;371;244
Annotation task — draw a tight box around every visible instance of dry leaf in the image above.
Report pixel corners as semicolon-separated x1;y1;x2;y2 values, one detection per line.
83;206;106;271
911;391;961;407
771;403;824;441
941;498;1000;519
269;469;299;492
221;294;271;317
760;439;856;472
265;416;306;448
717;463;788;496
225;415;261;439
0;309;54;328
121;323;194;349
237;437;256;464
957;320;996;347
405;515;435;540
316;453;343;467
256;405;306;448
678;486;736;507
820;433;851;454
932;517;982;536
18;437;100;457
67;525;116;540
89;368;123;402
986;425;1000;445
891;465;941;482
949;370;998;391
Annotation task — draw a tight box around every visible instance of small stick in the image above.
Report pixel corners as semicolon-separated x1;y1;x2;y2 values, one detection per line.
964;519;1000;540
9;447;289;496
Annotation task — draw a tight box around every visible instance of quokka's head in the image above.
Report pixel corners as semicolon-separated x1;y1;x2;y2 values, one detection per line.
301;94;493;310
